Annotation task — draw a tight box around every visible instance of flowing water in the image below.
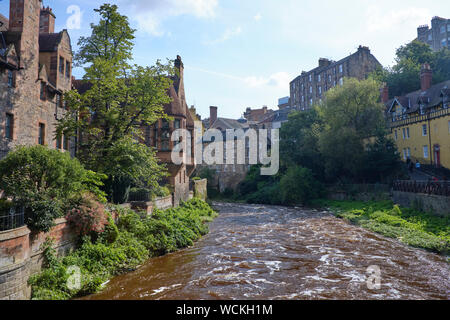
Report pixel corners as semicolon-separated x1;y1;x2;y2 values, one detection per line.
84;202;449;300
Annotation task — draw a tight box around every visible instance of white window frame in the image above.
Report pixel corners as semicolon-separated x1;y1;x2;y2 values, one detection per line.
422;124;428;136
423;145;429;159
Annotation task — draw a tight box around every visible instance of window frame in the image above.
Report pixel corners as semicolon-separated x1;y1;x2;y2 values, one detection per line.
38;123;46;145
5;113;14;140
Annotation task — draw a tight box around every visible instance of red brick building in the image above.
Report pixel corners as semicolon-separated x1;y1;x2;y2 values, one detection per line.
0;0;73;158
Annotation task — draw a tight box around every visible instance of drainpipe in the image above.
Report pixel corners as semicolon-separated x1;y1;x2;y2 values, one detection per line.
427;113;433;166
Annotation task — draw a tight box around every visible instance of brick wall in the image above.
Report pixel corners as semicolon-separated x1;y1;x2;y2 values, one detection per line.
0;219;77;300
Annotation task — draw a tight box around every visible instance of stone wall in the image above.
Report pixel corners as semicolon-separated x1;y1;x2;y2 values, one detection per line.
0;219;77;300
393;191;450;217
193;179;207;201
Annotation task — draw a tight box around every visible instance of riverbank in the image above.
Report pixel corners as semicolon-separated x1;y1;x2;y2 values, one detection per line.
28;199;217;300
316;199;449;256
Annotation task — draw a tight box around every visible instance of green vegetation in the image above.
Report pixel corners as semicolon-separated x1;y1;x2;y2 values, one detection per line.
29;199;217;300
317;199;449;255
57;4;172;203
371;40;450;98
0;145;106;233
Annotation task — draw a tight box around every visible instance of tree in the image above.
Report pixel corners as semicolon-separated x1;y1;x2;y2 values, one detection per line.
361;130;403;183
0;146;106;232
371;40;450;97
317;78;385;182
58;4;172;203
280;108;324;179
279;166;322;205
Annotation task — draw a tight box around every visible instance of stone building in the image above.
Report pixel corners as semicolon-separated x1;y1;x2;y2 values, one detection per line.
244;106;274;122
289;46;381;111
385;64;450;169
417;17;450;52
73;56;196;206
0;0;73;159
278;96;290;110
198;106;256;192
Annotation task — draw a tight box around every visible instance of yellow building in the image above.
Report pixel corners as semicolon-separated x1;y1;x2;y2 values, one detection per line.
385;64;450;169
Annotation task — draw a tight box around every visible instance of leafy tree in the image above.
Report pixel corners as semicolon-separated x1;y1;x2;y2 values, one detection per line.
361;130;403;183
371;40;450;97
58;4;173;202
317;78;385;182
0;146;106;232
279;166;322;205
280;108;324;179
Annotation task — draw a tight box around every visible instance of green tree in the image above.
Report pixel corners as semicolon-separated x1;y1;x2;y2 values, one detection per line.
58;4;172;202
371;40;450;97
0;146;106;232
279;166;322;205
318;78;385;182
280;108;324;179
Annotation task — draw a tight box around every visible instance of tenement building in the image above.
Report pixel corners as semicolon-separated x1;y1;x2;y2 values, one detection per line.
417;17;450;52
385;64;450;169
290;46;381;111
0;0;73;158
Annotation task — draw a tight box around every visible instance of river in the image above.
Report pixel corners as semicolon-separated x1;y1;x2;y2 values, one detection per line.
84;202;450;300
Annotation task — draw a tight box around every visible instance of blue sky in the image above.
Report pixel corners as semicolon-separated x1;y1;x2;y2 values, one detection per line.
1;0;450;119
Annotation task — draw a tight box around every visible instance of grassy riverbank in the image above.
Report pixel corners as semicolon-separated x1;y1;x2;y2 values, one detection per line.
316;200;449;256
29;199;217;300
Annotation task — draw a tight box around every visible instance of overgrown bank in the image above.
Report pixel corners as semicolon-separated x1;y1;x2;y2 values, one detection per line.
29;199;217;300
317;200;449;256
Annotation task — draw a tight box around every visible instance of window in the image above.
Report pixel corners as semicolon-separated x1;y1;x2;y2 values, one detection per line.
339;65;343;73
309;74;312;82
59;57;64;74
40;82;46;100
7;70;14;87
422;124;427;136
406;127;410;139
448;24;450;32
329;75;332;82
423;145;429;159
66;61;71;78
56;94;61;108
428;34;432;41
442;39;447;47
5;113;13;140
402;128;406;140
38;123;45;145
394;130;398;140
309;86;312;94
310;98;313;106
174;119;181;129
161;120;170;151
318;75;321;82
301;95;304;102
441;25;445;34
403;149;407;160
56;135;62;149
339;78;344;86
63;135;69;151
407;148;411;158
318;86;322;95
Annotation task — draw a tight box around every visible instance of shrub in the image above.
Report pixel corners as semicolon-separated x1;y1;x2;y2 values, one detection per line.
279;166;323;205
66;194;109;239
0;145;106;232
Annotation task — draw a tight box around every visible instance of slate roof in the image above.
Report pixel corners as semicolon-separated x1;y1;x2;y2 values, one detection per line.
39;32;64;52
386;80;450;114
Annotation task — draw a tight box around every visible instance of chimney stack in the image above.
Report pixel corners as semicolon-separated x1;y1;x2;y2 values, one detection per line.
420;63;432;92
40;6;55;33
380;83;389;103
209;106;218;128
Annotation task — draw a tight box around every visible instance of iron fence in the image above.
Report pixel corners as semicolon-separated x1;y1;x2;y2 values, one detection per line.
393;180;450;197
128;190;151;202
0;206;25;232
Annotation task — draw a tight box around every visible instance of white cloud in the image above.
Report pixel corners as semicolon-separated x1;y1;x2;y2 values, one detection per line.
366;6;430;33
244;72;291;89
205;26;242;44
254;13;262;21
121;0;218;36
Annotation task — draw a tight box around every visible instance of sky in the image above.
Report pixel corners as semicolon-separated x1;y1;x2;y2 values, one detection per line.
1;0;449;119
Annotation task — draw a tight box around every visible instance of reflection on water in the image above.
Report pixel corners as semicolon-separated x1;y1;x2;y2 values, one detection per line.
84;202;450;300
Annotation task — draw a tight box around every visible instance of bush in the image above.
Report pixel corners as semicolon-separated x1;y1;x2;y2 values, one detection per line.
29;199;217;300
66;193;109;240
0;145;106;232
279;166;323;205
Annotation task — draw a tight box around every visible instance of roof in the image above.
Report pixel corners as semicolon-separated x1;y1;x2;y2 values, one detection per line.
39;32;63;51
211;118;255;131
0;14;8;32
386;80;450;114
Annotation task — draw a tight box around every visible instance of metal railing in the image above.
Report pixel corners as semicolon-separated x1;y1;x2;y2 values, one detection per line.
0;206;25;232
393;180;450;197
128;190;151;202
